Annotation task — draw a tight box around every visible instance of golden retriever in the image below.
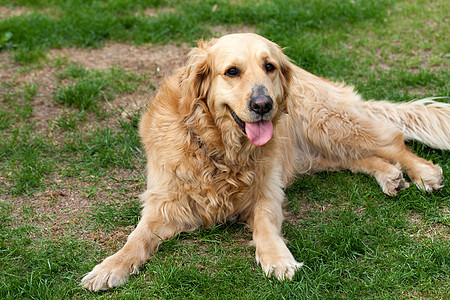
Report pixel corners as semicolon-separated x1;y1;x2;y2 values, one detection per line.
82;33;449;291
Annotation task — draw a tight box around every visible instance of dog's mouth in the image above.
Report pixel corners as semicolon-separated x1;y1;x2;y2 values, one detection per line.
228;106;273;146
228;107;246;133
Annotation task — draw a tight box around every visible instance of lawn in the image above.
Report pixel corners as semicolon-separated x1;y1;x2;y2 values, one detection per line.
0;0;449;299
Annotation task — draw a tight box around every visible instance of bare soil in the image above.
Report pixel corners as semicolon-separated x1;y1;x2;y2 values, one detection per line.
0;6;30;18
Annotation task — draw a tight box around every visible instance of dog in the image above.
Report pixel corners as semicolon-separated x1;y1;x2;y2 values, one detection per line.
82;33;449;291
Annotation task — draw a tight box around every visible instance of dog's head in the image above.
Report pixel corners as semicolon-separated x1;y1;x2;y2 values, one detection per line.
179;33;293;147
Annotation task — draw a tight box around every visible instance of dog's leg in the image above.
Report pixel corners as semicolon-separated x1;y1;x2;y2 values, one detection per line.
81;202;188;291
315;150;441;194
366;132;444;192
304;117;443;193
348;158;410;196
247;190;303;280
377;145;444;192
314;156;410;196
347;157;411;196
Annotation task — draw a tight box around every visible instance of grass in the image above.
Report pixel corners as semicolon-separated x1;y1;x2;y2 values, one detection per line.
0;0;449;299
54;65;146;111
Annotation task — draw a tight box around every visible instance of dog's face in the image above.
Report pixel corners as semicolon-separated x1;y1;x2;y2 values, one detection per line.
180;33;293;146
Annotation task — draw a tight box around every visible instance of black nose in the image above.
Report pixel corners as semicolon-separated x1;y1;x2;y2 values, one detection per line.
249;95;273;115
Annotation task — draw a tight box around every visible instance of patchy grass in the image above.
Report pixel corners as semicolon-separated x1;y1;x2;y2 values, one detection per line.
54;79;106;110
54;65;146;111
0;0;448;299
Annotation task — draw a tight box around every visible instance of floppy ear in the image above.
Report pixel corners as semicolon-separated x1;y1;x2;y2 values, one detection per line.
178;39;215;117
275;46;294;113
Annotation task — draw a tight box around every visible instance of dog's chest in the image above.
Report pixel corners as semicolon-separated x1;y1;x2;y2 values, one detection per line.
175;152;260;225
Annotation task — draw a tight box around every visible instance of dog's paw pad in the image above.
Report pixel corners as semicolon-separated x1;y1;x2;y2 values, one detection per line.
381;172;409;196
394;177;409;193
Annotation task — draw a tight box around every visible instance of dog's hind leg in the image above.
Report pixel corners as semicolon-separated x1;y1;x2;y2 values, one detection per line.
348;158;409;196
344;135;443;193
81;200;191;291
303;112;443;194
346;156;409;196
314;156;410;196
374;142;444;192
356;100;447;191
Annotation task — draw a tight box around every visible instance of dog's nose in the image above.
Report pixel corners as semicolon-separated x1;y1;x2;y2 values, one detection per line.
249;95;273;115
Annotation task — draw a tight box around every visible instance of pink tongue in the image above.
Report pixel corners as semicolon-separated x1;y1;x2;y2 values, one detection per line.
245;121;273;146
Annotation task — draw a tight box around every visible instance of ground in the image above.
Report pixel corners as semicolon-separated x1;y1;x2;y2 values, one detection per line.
0;1;448;299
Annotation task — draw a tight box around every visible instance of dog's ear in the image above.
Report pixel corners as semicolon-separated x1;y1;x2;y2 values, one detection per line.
277;46;294;97
178;39;215;117
275;45;294;113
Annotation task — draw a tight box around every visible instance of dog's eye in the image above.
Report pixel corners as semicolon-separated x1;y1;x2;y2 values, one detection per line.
265;63;275;73
225;67;240;77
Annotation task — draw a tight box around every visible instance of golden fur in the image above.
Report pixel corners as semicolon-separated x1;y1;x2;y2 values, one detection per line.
82;33;450;291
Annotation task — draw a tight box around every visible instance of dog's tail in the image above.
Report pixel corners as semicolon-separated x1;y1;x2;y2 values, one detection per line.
360;98;450;150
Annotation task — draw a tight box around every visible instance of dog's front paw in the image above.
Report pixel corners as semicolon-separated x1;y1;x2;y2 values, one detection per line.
256;249;303;280
81;255;138;291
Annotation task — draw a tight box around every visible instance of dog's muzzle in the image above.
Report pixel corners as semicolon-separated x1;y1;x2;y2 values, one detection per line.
228;85;275;146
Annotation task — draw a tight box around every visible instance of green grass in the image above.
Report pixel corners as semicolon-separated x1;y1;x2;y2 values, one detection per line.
0;202;98;299
54;79;106;110
54;65;146;111
0;0;449;299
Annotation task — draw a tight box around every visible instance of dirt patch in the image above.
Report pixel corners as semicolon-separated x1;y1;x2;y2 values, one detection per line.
0;6;30;18
48;43;189;115
5;167;144;245
407;212;449;241
142;6;176;17
0;5;58;19
48;43;188;78
1;42;189;136
285;199;333;225
0;52;18;82
90;226;135;251
209;24;256;37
